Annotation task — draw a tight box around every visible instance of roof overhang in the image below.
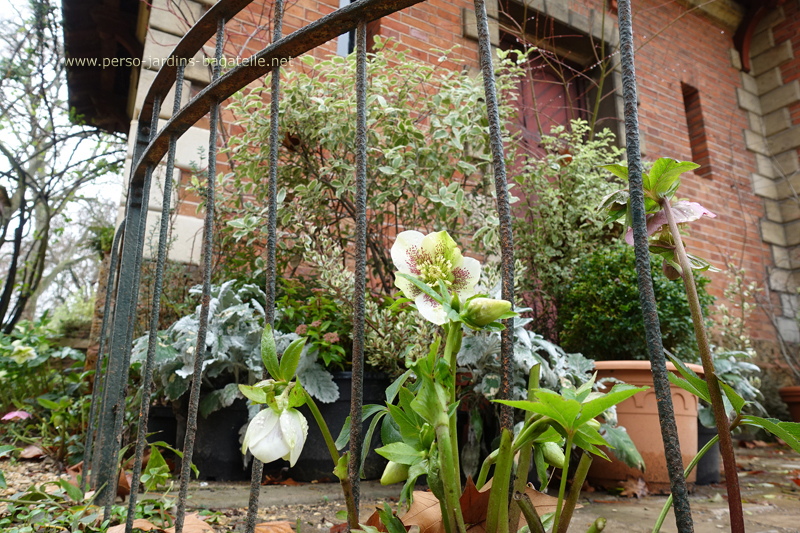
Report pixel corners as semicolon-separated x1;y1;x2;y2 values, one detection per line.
61;0;145;133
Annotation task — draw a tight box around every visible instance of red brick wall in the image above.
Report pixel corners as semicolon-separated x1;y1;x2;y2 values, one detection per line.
613;1;773;341
203;0;777;343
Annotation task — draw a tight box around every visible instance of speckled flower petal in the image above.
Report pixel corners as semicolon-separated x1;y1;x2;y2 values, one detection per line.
452;256;480;296
391;231;426;275
415;293;447;325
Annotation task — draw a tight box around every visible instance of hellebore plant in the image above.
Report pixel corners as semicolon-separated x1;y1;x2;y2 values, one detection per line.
601;158;800;533
239;325;359;521
334;230;649;533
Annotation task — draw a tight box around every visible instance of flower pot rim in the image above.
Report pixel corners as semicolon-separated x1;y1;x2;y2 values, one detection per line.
779;385;800;401
593;360;704;375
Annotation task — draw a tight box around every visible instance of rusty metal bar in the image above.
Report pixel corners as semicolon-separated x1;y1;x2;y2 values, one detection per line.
124;61;187;533
471;0;515;432
81;216;125;494
127;0;427;189
616;1;693;531
348;18;369;527
174;17;225;533
244;0;285;528
96;95;162;513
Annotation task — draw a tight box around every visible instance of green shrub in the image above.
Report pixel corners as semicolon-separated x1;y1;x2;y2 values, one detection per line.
557;243;713;361
216;39;523;290
511;119;625;339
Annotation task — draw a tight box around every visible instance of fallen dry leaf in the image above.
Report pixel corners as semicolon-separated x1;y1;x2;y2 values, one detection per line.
401;477;560;533
329;524;349;533
620;477;649;499
164;513;214;533
255;521;295;533
460;478;492;526
117;470;132;500
66;461;83;487
361;508;387;532
19;444;46;459
107;519;159;533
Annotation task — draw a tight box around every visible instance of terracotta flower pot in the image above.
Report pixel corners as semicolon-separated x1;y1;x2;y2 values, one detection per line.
587;360;704;493
779;386;800;423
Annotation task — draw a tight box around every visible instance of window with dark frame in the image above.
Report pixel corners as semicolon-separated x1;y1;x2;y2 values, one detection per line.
681;83;713;179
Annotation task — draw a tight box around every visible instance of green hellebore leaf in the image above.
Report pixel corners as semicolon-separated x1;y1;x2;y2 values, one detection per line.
261;324;281;380
578;383;647;424
239;384;267;404
740;416;800;455
280;337;307;381
375;442;425;465
395;272;445;306
600;164;629;181
602;424;645;472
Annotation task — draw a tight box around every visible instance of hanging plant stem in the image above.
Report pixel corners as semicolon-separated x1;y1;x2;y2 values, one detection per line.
661;198;744;533
304;393;359;525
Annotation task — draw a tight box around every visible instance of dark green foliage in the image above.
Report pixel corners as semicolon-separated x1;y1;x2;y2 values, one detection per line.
557;243;713;361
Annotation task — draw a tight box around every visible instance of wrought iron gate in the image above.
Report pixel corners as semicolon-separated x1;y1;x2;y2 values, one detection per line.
83;0;695;532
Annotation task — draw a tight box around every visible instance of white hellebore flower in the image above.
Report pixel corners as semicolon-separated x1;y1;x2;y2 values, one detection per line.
242;407;308;466
391;230;480;325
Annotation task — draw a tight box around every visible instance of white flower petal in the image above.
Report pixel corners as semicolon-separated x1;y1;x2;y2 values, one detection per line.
453;256;480;296
245;409;290;464
249;426;290;464
242;408;279;454
391;231;425;274
415;293;447;325
280;409;308;467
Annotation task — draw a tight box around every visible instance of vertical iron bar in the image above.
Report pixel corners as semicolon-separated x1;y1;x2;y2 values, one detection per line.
105;101;164;517
471;0;515;432
82;217;126;494
93;116;155;488
174;18;224;533
616;1;694;532
244;0;284;529
348;18;368;529
124;62;186;533
96;95;162;513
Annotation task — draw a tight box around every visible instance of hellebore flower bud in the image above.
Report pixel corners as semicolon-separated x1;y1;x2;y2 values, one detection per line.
463;298;512;327
242;407;308;466
380;461;410;485
585;419;601;431
541;441;566;469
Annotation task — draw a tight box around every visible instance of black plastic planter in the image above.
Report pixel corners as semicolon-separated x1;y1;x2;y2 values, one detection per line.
696;420;720;485
173;396;252;481
285;371;390;482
